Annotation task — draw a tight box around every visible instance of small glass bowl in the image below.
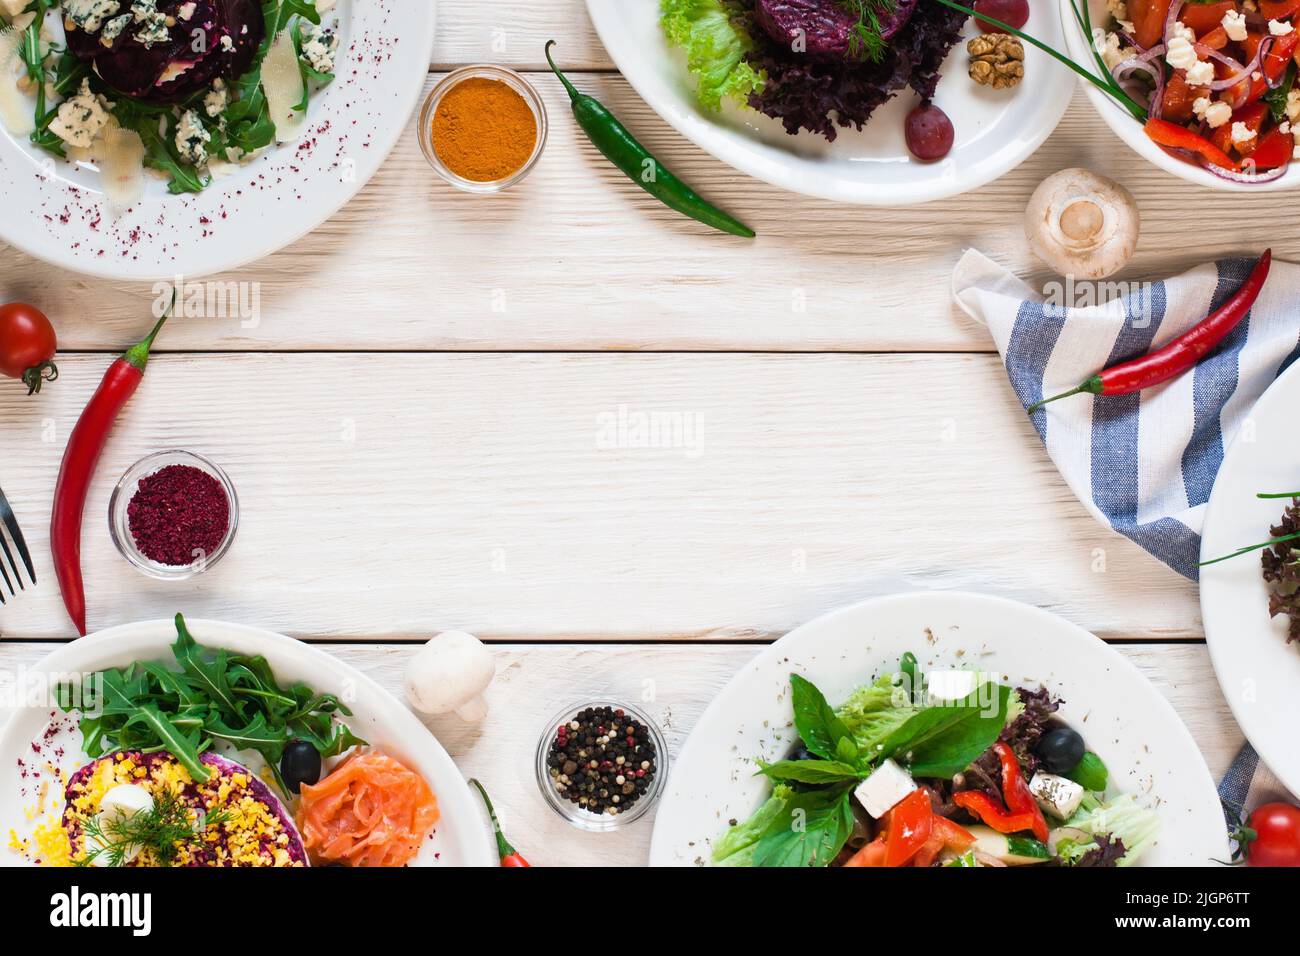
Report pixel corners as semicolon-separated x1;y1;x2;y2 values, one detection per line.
418;64;549;193
109;450;239;581
536;699;668;832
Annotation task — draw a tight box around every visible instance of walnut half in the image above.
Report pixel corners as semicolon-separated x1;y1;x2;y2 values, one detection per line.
968;33;1025;90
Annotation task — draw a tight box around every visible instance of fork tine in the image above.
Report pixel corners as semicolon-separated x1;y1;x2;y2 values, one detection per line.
0;487;34;585
0;531;20;594
0;537;13;598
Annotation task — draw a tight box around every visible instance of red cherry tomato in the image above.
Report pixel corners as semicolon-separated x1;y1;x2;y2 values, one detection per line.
1247;803;1300;867
0;303;58;395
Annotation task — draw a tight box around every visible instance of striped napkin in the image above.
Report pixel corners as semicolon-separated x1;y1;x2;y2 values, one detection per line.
952;249;1300;581
952;249;1300;822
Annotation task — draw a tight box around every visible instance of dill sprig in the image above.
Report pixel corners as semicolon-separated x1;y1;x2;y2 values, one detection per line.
76;788;228;868
840;0;897;62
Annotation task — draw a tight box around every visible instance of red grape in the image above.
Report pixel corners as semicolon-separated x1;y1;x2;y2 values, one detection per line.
974;0;1030;32
905;104;954;161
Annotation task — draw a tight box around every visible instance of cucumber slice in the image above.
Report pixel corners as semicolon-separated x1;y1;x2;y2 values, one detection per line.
967;825;1051;865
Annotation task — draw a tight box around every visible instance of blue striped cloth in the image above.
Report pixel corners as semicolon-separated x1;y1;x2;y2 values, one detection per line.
953;249;1300;581
953;249;1300;822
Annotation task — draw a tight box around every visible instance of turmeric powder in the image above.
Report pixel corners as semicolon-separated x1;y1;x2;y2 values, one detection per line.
431;77;538;183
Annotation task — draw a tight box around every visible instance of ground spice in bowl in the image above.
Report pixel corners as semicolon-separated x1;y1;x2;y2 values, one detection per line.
128;464;231;566
422;67;546;188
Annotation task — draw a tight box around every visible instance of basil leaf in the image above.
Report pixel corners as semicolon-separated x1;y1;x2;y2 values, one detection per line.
884;683;1013;779
789;673;857;763
757;759;863;784
752;786;856;867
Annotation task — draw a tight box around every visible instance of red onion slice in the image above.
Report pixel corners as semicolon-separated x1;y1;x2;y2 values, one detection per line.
1163;0;1186;46
1206;37;1270;92
1200;156;1291;183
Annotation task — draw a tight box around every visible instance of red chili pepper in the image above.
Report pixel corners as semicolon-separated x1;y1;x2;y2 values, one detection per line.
1143;117;1241;172
51;301;172;636
993;742;1049;842
1028;249;1271;416
469;778;531;867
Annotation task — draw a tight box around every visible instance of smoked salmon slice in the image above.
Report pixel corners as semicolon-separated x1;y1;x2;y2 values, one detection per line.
297;750;440;867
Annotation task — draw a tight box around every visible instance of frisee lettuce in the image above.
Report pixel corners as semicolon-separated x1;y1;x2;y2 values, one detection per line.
660;0;764;111
1064;793;1161;866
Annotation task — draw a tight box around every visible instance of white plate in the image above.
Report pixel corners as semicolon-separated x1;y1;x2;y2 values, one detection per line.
649;591;1228;866
0;0;434;279
1061;0;1300;192
1201;362;1300;797
586;0;1073;204
0;618;497;867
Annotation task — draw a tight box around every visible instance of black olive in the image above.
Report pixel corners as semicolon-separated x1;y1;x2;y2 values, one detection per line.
1036;726;1085;774
280;739;322;794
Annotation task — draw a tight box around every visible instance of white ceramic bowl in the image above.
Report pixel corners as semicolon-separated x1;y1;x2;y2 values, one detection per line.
1059;0;1300;191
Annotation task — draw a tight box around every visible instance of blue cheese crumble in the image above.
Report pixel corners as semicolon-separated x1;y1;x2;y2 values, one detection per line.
130;0;171;47
300;22;338;74
175;107;210;165
203;77;228;118
48;78;110;148
64;0;120;34
100;12;130;46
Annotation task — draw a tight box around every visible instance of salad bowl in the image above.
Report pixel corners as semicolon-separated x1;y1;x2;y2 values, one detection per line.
649;591;1229;866
1060;0;1300;192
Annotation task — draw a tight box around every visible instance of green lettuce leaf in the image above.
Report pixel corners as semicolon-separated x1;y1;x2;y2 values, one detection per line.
1064;794;1161;867
834;674;919;755
712;784;791;865
660;0;764;110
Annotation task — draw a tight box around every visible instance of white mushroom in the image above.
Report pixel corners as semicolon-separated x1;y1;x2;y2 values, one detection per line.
404;630;495;722
1025;168;1139;279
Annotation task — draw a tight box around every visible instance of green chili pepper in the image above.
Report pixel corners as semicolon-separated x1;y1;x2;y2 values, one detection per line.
544;41;755;239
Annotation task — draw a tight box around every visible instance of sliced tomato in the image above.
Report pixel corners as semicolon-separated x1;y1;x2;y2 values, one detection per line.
1180;1;1236;35
1250;126;1295;168
911;815;977;868
842;835;887;867
883;789;933;867
1161;72;1200;122
1132;0;1174;49
1261;0;1300;20
1197;26;1229;50
1244;32;1299;83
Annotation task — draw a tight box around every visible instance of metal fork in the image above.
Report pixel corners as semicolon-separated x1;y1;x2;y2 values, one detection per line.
0;484;36;604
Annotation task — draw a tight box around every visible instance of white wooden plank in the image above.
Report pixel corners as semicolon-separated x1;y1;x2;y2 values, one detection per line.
2;89;1290;353
432;0;609;70
0;352;1197;641
0;641;1240;866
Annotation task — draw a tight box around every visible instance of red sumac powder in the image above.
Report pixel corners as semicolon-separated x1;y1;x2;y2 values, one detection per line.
127;464;230;566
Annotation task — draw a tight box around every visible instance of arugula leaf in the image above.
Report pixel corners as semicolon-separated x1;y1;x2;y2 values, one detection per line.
204;712;286;759
122;704;209;783
752;785;856;867
1265;63;1295;124
172;614;241;716
882;682;1012;778
789;673;857;764
756;759;863;784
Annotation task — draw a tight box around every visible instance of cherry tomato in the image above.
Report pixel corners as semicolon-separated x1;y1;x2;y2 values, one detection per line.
1247;803;1300;867
0;303;58;395
905;104;955;161
973;0;1029;32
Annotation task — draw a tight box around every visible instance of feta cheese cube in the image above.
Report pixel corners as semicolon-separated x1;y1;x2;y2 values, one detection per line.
853;759;917;819
1093;29;1134;71
927;669;979;701
1165;36;1198;71
1185;60;1215;87
1106;0;1128;22
1287;89;1300;122
1269;18;1295;35
1222;9;1248;41
1204;101;1233;128
1170;20;1196;44
1028;772;1086;820
1231;121;1257;145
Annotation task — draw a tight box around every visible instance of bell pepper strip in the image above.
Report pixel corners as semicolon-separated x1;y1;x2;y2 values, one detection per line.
469;778;531;867
1197;26;1229;51
994;742;1049;842
1028;249;1271;415
50;300;172;636
1262;0;1300;19
1179;0;1236;35
842;835;887;867
911;815;977;868
1144;117;1241;171
953;790;1045;836
1161;73;1200;123
883;789;933;866
1213;102;1269;158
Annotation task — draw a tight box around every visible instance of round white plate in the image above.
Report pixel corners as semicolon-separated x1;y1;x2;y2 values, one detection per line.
1061;0;1300;192
1201;361;1300;797
586;0;1073;204
0;618;497;866
0;0;435;279
649;591;1228;866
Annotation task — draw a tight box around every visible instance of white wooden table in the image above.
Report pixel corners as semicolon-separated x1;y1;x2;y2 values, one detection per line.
0;0;1260;866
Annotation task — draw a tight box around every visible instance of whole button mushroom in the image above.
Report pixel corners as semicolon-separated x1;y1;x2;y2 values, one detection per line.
404;630;495;722
1025;168;1139;279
